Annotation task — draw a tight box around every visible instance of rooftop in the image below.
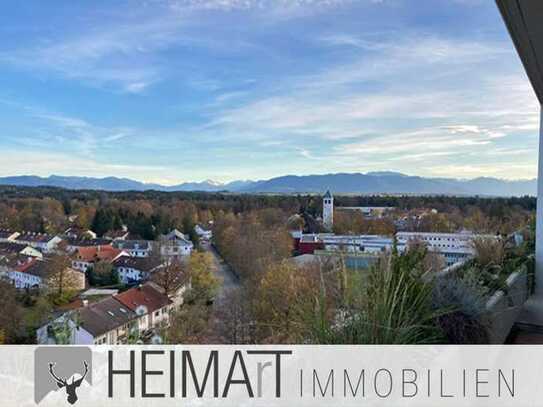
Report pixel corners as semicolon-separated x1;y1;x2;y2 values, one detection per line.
0;242;32;255
77;297;136;337
113;256;162;272
113;240;153;251
75;245;125;263
65;238;112;247
15;232;58;243
115;284;172;314
0;230;18;239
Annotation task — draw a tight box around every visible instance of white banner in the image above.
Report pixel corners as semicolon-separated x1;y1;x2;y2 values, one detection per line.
0;345;541;406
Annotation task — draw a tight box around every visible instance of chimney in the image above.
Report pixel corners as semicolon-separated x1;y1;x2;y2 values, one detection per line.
82;299;89;307
138;284;143;291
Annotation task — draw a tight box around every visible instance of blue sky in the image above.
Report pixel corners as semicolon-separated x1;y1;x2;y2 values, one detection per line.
0;0;539;184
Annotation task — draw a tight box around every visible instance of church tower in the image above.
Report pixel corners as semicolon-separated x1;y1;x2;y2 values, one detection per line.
323;190;334;231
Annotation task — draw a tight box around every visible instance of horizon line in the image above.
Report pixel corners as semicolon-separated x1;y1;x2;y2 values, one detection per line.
0;171;538;187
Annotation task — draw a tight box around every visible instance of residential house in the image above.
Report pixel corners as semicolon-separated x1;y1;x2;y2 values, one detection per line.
0;230;20;243
115;283;173;333
64;226;97;240
63;238;113;254
194;225;212;241
37;283;173;345
0;242;43;259
104;229;130;241
148;270;189;310
113;256;163;284
0;256;85;290
112;240;153;258
159;229;193;258
37;297;137;345
72;245;128;273
14;232;62;253
0;256;44;288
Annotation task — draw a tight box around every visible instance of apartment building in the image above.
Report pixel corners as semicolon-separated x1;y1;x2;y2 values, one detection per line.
37;283;174;345
396;231;493;267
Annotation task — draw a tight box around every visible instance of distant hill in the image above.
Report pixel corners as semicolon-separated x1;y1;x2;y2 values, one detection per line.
0;175;249;193
0;173;536;196
237;172;536;196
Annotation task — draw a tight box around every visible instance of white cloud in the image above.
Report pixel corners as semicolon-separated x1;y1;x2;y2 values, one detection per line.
0;149;170;181
0;0;368;92
198;30;539;179
0;2;538;181
125;82;151;93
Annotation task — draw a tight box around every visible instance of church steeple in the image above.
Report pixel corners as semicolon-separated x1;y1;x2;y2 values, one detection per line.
323;190;334;231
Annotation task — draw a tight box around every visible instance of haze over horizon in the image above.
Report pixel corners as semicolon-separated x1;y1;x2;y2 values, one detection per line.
0;170;538;188
0;0;539;184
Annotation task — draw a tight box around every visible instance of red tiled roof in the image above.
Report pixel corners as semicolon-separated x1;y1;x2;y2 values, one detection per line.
15;257;39;273
115;284;171;313
75;245;123;263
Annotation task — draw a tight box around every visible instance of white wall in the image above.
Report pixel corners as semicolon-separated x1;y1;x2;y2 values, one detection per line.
74;327;95;345
4;270;42;288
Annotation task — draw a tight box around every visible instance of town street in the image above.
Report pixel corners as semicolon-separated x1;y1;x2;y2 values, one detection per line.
200;241;240;305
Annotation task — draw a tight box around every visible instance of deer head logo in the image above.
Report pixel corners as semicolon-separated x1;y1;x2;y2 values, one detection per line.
48;361;88;405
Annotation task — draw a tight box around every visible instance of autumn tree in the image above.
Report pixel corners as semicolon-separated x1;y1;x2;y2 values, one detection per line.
0;279;23;344
213;210;292;280
167;303;211;344
75;206;96;230
253;261;319;343
216;287;256;344
46;254;81;304
152;259;188;298
188;252;220;304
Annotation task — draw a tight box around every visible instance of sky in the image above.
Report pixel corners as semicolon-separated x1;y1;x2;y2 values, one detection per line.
0;0;539;185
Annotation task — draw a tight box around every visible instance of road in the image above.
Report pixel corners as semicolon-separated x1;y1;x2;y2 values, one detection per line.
200;241;240;305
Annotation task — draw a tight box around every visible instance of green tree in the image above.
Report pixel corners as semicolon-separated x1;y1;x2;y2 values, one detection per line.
46;254;79;304
188;252;220;304
89;260;118;286
0;279;24;343
166;303;211;343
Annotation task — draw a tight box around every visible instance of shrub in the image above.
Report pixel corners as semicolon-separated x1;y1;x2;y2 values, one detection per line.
432;276;488;344
330;247;447;344
471;237;505;268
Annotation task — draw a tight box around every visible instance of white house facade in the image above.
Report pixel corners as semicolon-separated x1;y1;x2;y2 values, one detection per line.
195;225;213;241
160;229;194;257
113;240;153;258
37;284;174;345
396;231;496;267
14;233;62;253
113;257;162;284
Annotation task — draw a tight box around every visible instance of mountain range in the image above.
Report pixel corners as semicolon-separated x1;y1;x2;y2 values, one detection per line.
0;173;536;196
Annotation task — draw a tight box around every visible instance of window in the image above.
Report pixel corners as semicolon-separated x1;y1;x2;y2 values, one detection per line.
155;311;160;317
